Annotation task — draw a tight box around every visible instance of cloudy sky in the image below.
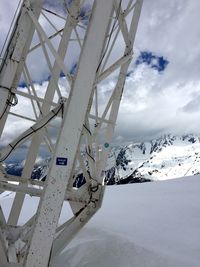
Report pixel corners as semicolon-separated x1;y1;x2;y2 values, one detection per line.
1;0;200;147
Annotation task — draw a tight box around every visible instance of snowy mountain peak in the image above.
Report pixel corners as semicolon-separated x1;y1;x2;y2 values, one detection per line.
105;134;200;184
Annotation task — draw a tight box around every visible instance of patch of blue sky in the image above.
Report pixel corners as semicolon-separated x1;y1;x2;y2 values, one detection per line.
135;51;169;73
18;76;50;88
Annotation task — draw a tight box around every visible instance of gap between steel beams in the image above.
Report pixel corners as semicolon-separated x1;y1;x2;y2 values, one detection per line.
27;7;73;84
36;27;62;99
8;112;61;134
23;63;43;116
29;28;64;53
97;52;133;83
113;0;130;46
0;103;63;162
41;11;62;38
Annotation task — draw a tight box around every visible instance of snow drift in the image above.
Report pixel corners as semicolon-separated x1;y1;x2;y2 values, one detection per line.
1;175;200;266
52;175;200;267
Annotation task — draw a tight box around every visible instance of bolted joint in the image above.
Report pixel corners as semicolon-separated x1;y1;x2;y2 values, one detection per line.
90;183;99;193
89;183;105;209
59;97;67;104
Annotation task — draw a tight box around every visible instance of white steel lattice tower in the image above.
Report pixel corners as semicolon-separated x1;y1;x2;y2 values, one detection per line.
0;0;143;266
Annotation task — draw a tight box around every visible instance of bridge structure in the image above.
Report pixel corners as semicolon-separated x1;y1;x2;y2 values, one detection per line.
0;0;143;266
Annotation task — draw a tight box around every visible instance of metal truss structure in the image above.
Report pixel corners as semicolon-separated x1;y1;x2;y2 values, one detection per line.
0;0;143;266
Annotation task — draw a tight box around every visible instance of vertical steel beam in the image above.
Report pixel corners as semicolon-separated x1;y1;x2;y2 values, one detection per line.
0;230;8;267
24;1;114;266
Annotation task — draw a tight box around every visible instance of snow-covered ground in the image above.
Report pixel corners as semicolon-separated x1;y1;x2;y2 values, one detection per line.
1;175;200;266
51;175;200;267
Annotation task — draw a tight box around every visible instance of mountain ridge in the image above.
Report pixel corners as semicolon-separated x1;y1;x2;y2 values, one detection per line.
3;134;200;185
105;133;200;184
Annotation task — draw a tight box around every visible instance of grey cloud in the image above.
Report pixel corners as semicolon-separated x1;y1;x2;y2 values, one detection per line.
135;0;200;85
1;0;200;146
181;95;200;113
